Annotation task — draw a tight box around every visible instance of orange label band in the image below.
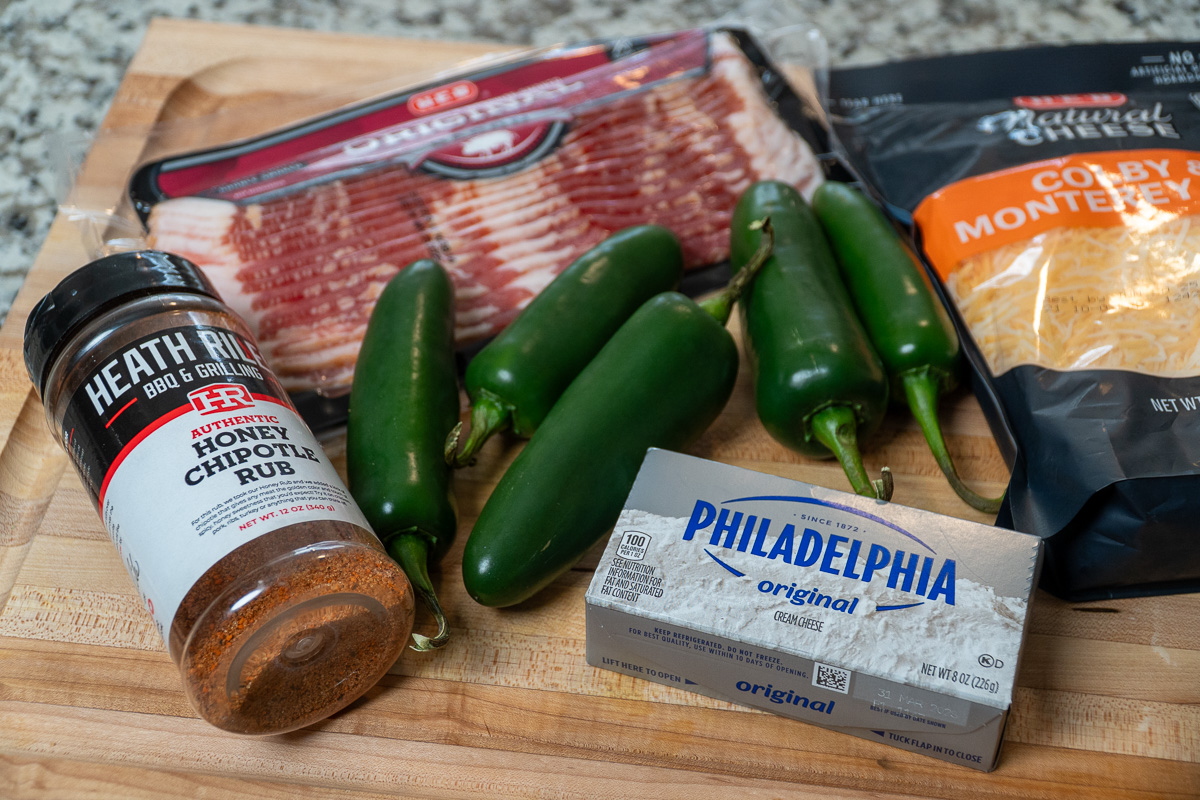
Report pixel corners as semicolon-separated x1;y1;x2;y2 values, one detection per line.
914;148;1200;278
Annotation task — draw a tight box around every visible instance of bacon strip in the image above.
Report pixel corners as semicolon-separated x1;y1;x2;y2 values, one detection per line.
148;34;823;392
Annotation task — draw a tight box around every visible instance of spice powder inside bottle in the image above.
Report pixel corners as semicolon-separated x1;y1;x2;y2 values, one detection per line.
23;250;414;735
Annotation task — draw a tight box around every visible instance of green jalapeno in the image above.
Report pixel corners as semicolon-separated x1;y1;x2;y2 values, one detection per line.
461;224;775;608
731;181;892;500
446;226;684;467
813;181;1002;514
347;259;460;650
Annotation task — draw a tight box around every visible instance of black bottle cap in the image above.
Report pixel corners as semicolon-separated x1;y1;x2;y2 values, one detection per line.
23;250;222;397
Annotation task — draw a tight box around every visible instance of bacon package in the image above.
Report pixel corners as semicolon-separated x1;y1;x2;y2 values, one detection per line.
128;27;832;424
827;41;1200;600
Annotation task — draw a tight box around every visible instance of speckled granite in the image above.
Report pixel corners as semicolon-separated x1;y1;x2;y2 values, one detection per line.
2;0;1198;322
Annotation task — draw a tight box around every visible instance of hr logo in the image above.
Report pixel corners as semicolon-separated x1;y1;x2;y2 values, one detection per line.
189;383;254;415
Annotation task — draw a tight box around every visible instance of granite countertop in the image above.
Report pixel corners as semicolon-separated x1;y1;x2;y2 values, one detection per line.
2;0;1198;324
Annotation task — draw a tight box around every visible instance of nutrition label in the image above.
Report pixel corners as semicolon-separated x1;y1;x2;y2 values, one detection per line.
596;557;665;603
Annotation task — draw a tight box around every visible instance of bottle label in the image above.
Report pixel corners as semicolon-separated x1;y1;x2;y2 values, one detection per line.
58;322;372;653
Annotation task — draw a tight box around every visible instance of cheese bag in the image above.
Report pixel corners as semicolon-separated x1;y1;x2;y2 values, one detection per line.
827;41;1200;600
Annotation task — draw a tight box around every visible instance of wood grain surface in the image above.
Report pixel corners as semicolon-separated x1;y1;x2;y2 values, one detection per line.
0;18;1196;799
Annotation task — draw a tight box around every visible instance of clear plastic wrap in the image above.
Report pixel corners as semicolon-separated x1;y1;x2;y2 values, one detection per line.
58;3;833;429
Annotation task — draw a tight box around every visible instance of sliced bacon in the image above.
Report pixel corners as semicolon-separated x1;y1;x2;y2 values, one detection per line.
147;33;824;392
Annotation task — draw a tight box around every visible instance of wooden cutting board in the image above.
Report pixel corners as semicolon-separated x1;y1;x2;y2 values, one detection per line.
1;18;1196;799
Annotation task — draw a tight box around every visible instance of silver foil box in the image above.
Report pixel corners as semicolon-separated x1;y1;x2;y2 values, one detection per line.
585;449;1042;771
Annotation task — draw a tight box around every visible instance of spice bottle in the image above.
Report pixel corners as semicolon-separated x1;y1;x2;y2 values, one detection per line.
23;250;414;735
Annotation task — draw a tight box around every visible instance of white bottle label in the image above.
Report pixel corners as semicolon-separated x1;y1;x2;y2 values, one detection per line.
59;324;372;656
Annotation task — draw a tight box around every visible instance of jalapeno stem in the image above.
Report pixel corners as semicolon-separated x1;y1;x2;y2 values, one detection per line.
701;218;774;324
387;534;450;651
902;368;1003;514
446;390;513;467
811;405;893;501
873;466;894;502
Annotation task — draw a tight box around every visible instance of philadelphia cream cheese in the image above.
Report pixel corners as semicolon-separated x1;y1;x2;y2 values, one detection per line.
585;449;1042;771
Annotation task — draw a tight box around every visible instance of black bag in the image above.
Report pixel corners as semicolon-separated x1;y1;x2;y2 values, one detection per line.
827;42;1200;600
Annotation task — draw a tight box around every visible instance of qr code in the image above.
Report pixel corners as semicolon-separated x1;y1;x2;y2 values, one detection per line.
813;662;851;694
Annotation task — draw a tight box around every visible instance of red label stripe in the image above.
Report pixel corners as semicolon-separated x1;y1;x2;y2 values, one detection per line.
104;396;139;429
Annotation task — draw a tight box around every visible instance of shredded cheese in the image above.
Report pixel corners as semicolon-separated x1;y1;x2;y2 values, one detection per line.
945;215;1200;376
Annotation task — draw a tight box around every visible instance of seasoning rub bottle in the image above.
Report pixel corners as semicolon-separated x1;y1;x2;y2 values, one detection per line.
23;251;414;735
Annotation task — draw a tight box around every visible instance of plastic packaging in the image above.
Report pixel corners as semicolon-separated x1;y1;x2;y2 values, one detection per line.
826;40;1200;600
23;250;414;733
55;6;833;430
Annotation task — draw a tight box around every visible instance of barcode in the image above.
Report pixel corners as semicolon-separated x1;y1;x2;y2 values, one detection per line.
813;662;851;694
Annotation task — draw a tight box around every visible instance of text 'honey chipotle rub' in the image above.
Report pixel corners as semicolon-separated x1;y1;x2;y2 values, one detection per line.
23;251;414;734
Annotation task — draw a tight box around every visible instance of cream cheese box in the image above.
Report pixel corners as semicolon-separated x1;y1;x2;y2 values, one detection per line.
584;449;1042;771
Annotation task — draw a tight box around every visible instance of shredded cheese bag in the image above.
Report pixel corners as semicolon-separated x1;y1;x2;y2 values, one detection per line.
829;41;1200;600
949;216;1200;377
921;151;1200;377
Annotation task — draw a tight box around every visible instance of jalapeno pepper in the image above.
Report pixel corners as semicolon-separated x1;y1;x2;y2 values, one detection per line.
461;225;775;607
813;181;1002;514
731;181;892;500
446;226;684;467
347;259;460;650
